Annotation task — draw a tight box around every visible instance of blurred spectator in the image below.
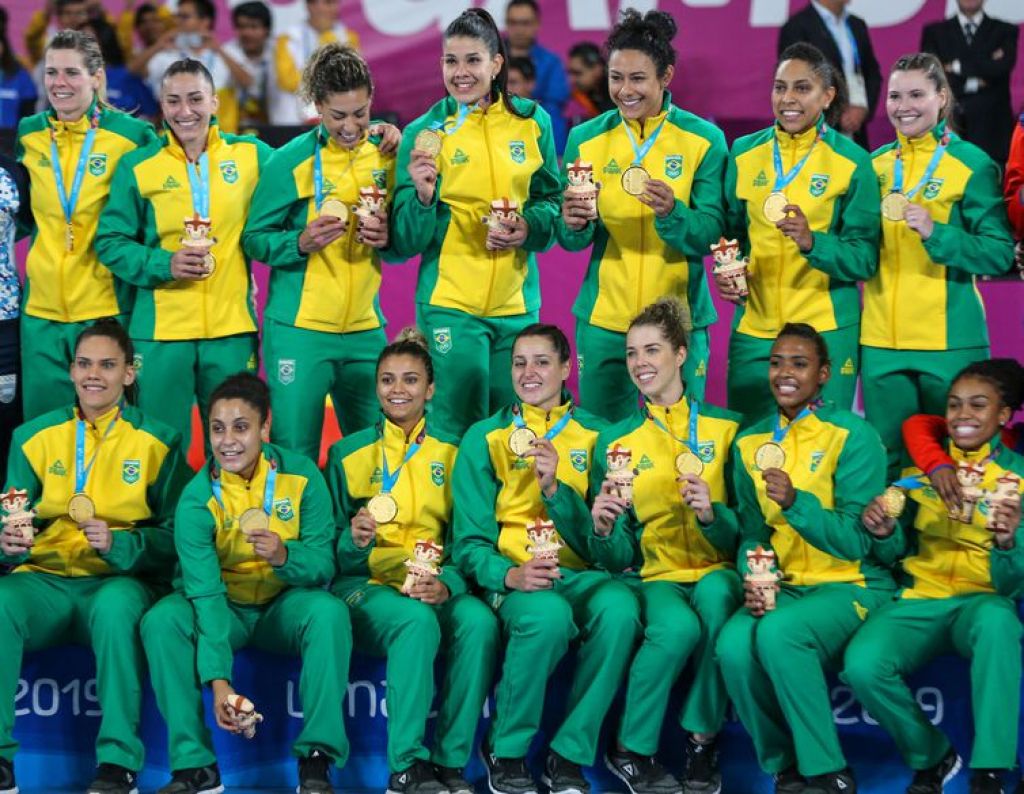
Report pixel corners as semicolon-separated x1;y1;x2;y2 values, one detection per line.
224;1;273;128
778;0;881;149
507;55;536;99
128;3;172;53
565;41;612;125
504;0;569;152
921;0;1018;163
271;0;359;125
0;10;38;129
24;0;90;66
85;19;157;118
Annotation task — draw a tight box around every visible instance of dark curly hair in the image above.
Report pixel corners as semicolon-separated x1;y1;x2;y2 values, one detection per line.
604;8;677;78
953;359;1024;412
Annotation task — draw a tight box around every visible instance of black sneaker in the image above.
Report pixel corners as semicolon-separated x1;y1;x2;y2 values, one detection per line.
435;765;474;794
157;764;223;794
298;750;334;794
803;769;856;794
85;764;139;794
683;737;721;794
970;771;1005;794
907;749;962;794
541;752;590;794
605;749;682;794
774;767;806;794
387;759;448;794
480;745;537;794
0;756;17;794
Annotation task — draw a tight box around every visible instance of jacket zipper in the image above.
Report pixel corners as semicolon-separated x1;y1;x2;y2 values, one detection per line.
342;148;357;330
482;110;499;315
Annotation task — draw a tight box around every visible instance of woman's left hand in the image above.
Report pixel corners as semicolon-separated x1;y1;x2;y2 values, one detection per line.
523;437;559;498
763;468;797;509
678;474;714;524
777;205;814;253
638;179;676;218
357;210;389;249
408;575;450;605
369;122;402;155
487;215;529;251
904;204;935;240
991;495;1022;549
248;529;288;567
79;518;112;554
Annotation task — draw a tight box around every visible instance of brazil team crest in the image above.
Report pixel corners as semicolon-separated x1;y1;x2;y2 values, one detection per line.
277;359;296;385
132;353;143;372
219;160;239;184
809;173;829;197
923;179;943;200
433;327;452;355
570;449;588;472
88;153;107;177
372;169;388;189
664;155;682;179
509;140;526;164
431;461;446;486
274;498;295;521
697;441;715;463
122;459;141;484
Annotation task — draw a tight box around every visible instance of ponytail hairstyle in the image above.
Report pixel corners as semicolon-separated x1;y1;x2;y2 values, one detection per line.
161;56;216;95
377;326;434;384
952;359;1024;414
776;322;831;367
443;8;533;120
629;296;691;351
301;42;373;106
44;29;116;112
777;42;848;130
604;8;677;79
890;52;953;125
74;317;138;405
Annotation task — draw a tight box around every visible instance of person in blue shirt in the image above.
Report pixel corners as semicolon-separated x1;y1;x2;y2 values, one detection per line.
0;13;38;130
85;20;158;119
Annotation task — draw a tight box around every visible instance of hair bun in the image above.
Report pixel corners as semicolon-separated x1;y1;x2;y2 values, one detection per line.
644;10;677;42
393;326;428;350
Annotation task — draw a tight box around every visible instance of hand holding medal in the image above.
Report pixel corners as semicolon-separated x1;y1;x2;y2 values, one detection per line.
678;474;714;524
247;527;287;567
522;436;560;498
902;203;934;240
862;493;899;538
762;468;796;509
350;507;377;548
636;178;676;219
774;203;814;253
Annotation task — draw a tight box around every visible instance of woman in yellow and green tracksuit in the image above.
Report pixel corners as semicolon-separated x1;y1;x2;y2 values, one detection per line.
327;328;498;794
141;372;351;794
16;31;157;419
715;323;893;794
720;43;880;419
391;9;561;439
0;318;189;794
844;359;1024;794
556;9;725;423
244;44;397;461
861;53;1014;480
452;322;640;794
96;58;267;451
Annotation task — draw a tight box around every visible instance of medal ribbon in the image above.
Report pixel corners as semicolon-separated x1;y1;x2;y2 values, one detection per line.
49;106;100;230
891;133;948;199
891;475;926;491
771;399;821;444
75;409;120;493
512;403;574;443
380;430;425;494
645;398;700;455
186;151;210;217
771;121;824;192
620;115;667;166
313;128;361;212
211;458;278;517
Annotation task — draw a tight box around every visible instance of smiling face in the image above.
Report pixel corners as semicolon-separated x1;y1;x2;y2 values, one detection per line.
886;68;946;140
768;335;830;416
772;58;835;135
44;48;101;121
625;323;686;405
316;87;371;149
376;353;434;431
608;48;671;122
209;398;269;477
161;71;218;152
511;335;570;410
71;335;135;419
442;35;501;106
946;376;1011;452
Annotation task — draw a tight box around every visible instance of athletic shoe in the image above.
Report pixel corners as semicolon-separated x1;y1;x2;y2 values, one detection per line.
605;749;682;794
156;764;223;794
480;744;537;794
969;771;1005;794
435;765;474;794
298;750;334;794
803;768;856;794
85;764;139;794
683;737;721;794
541;752;590;794
387;759;448;794
0;756;17;794
773;767;806;794
907;749;962;794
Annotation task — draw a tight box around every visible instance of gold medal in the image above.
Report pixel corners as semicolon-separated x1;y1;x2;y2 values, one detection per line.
754;442;787;471
762;192;790;223
621;165;651;197
238;507;269;535
675;450;705;478
200;250;216;279
881;486;906;519
881;191;910;222
414;128;443;157
68;492;96;524
366;492;399;524
508;427;537;457
319;198;350;223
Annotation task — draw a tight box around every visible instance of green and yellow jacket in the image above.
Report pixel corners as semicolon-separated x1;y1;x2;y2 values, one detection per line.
451;395;606;592
725;119;880;338
562;397;741;581
862;124;1014;351
556;96;725;334
391;94;561;317
95;123;269;341
732;402;895;588
16;103;157;322
174;443;336;683
887;438;1024;600
1;403;189;579
326;414;467;595
243;125;397;334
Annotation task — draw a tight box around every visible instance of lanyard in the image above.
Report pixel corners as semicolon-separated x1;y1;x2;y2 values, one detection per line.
772;122;824;192
186;152;210;217
512;403;574;442
771;399;820;444
429;101;476;136
620;115;667;166
49;106;100;227
646;398;700;455
312;129;360;211
892;474;926;490
211;458;277;516
74;410;120;493
891;134;948;199
380;429;425;494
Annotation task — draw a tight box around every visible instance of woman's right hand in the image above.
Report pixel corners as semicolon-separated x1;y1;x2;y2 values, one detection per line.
505;557;561;591
0;527;32;557
350;508;377;549
211;679;240;733
409;150;438;206
862;496;897;538
743;578;776;618
591;481;629;536
170;248;211;280
561;190;597;230
298;216;347;254
713;269;747;305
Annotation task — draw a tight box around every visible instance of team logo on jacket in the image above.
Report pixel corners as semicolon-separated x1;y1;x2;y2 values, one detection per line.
162;175;182;190
274;498;295;521
637;454;654;471
431;461;446;486
809;450;825;473
277;359;295;385
432;327;452;355
132;353;143;372
603;159;622;175
809;173;829;198
570;449;588;472
370;467;383;485
122;459;141;484
664;155;683;179
576;353;584;374
753;169;769;187
49;460;67;476
219;160;239;184
923;178;943;200
372;169;388;189
88;153;107;177
509;140;526;164
451;149;470;166
39;154;50;168
697;442;715;463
